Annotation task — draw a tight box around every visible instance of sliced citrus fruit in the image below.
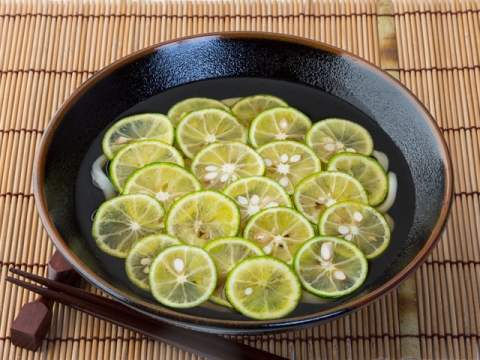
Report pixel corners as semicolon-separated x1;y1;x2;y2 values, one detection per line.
318;200;391;259
223;176;292;228
123;162;201;212
248;107;312;148
293;171;369;224
256;140;322;195
165;190;241;247
204;237;264;307
326;153;388;206
102;113;175;159
125;233;181;291
225;256;302;320
149;244;217;308
175;108;247;159
293;236;368;298
167;97;231;125
190;142;265;191
231;94;288;128
92;194;165;258
109;140;184;191
243;207;315;264
306;118;374;163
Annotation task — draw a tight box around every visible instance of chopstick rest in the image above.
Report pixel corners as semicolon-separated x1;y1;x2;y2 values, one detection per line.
10;251;79;350
6;268;288;360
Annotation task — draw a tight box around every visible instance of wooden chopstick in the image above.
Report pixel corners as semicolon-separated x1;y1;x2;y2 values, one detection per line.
7;268;288;360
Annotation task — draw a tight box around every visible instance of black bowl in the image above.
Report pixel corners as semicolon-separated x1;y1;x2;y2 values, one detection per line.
34;32;453;334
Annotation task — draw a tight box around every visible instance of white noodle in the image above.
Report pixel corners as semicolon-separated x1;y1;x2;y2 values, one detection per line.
300;290;334;304
376;172;398;213
91;154;117;200
372;150;389;172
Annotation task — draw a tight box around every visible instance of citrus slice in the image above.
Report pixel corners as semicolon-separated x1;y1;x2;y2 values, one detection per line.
92;194;166;258
109;140;184;191
175;108;247;159
256;140;322;195
165;190;241;247
102;113;175;159
190;142;265;191
231;94;288;128
243;207;315;264
149;244;217;308
306;118;374;163
293;171;369;224
123;162;201;212
318;201;391;259
125;234;181;291
293;236;368;298
223;176;292;228
167;97;232;125
204;237;264;307
326;153;388;206
248;107;312;148
225;256;302;320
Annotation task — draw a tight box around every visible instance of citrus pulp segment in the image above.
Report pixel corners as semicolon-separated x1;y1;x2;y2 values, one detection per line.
175;108;247;159
125;234;181;291
92;194;166;258
109;140;184;191
190;142;266;191
223;176;293;228
102;113;175;159
203;237;264;307
256;140;322;195
167;97;232;125
306;118;374;163
149;244;217;308
165;190;241;247
248;107;312;148
293;236;368;298
230;94;288;128
123;162;201;212
318;200;391;259
293;171;369;224
225;256;302;320
327;153;389;206
243;207;315;264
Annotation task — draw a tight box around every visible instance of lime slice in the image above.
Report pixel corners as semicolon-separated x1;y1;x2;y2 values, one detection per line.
102;113;175;160
306;118;374;163
243;207;315;264
293;236;368;298
167;97;232;125
92;194;165;258
123;162;201;212
190;142;265;191
125;234;181;291
109;140;184;191
293;171;369;224
223;176;293;228
231;95;288;128
256;140;322;195
225;256;302;320
318;201;391;259
175;108;247;159
326;153;388;206
204;237;264;307
248;107;312;148
149;244;217;308
165;190;241;247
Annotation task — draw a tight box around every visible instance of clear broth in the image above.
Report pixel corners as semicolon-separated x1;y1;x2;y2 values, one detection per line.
75;77;415;319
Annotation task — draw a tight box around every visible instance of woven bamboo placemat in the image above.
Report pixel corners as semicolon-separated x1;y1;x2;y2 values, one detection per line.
0;0;478;359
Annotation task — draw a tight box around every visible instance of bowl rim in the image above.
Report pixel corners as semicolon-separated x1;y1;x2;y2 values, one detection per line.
33;31;454;332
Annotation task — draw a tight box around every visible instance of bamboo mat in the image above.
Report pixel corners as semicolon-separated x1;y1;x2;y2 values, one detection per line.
0;0;478;359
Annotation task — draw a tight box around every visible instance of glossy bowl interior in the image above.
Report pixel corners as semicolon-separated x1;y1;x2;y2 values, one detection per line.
34;32;453;334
